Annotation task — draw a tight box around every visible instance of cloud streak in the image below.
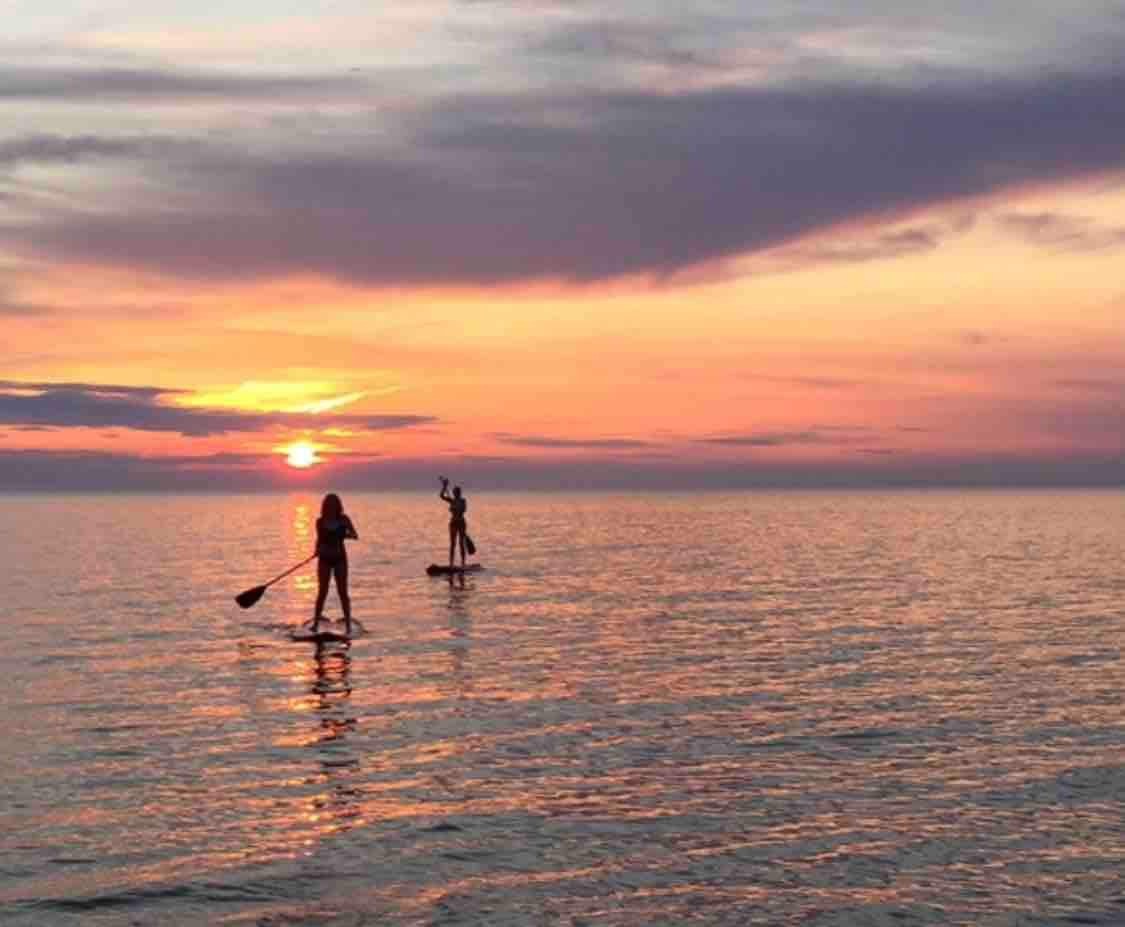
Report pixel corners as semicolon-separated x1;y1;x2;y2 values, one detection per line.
997;211;1125;253
698;429;868;448
0;381;436;436
1053;378;1125;395
759;218;975;270
0;134;191;170
0;298;53;317
0;67;364;102
492;433;652;449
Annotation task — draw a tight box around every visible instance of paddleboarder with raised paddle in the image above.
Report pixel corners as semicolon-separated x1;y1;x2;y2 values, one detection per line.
439;476;475;572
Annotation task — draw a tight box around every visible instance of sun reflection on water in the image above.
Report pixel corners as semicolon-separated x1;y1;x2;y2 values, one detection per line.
3;491;1125;925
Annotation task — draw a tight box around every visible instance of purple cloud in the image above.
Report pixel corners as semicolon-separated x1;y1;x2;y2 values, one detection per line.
492;433;653;449
0;380;436;436
4;69;1125;284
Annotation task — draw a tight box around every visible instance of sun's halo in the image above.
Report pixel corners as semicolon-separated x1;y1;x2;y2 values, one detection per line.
284;441;322;469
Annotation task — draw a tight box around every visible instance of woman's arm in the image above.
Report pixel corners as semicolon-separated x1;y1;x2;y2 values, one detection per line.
344;516;359;540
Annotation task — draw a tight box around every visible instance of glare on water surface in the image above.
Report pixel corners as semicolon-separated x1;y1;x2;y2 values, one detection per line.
1;491;1123;925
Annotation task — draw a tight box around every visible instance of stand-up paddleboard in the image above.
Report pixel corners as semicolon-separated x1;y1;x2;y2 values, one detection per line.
426;563;484;577
290;623;351;643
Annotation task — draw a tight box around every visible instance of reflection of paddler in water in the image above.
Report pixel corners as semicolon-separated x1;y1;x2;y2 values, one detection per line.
447;580;472;704
308;644;362;827
313;493;358;635
439;476;474;571
312;641;353;704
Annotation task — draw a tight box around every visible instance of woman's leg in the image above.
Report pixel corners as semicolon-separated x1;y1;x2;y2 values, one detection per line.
457;526;467;566
448;522;457;567
314;558;331;626
334;559;352;633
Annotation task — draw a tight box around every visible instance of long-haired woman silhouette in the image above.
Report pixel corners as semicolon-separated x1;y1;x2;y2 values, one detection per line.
313;493;358;634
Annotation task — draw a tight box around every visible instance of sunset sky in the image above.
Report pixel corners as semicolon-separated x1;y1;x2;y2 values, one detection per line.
3;2;1125;489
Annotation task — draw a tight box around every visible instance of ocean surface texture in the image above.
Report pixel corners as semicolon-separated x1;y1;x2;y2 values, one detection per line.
2;490;1123;926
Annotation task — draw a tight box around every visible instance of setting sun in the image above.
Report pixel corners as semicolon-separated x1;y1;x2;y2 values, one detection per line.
284;441;322;469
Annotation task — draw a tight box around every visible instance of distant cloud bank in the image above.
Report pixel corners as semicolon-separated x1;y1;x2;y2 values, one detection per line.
0;381;436;436
3;447;1125;492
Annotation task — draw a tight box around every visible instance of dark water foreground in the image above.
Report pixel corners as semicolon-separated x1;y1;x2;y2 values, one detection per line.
2;491;1123;925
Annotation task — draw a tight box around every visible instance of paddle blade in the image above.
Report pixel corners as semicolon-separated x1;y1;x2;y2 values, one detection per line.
465;534;477;556
235;584;267;609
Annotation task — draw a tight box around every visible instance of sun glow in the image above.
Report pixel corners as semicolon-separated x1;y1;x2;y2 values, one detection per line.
284;441;322;468
178;381;362;413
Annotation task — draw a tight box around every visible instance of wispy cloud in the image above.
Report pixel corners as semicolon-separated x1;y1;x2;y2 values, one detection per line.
0;67;364;102
1052;378;1125;395
0;134;181;168
0;298;53;316
957;330;1001;347
758;222;966;271
743;374;863;390
697;429;867;448
492;433;653;449
0;381;435;436
996;211;1125;253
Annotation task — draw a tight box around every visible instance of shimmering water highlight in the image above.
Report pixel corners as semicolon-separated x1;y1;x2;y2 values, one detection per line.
2;491;1123;925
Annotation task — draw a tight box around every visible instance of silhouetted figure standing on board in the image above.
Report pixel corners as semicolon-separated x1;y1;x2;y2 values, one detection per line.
439;477;469;570
314;493;358;634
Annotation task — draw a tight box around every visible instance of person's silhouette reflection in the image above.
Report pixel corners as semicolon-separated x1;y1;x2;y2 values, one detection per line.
446;578;472;705
312;641;353;703
308;643;362;826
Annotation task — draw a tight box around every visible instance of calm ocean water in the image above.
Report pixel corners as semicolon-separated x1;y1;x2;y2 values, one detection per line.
1;490;1123;926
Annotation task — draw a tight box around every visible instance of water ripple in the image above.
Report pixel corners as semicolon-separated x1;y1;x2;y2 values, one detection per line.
1;490;1124;925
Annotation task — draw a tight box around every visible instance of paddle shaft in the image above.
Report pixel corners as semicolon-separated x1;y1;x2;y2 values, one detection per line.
262;553;317;589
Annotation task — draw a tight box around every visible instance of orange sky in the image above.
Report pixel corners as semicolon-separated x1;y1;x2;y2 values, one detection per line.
2;5;1125;488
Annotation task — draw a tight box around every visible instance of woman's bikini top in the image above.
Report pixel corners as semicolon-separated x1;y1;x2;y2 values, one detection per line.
317;517;351;556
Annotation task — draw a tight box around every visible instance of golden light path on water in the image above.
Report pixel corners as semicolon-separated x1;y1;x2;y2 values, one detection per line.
0;491;1123;925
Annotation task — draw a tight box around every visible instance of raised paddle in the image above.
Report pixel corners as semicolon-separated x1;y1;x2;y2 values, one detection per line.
235;554;316;609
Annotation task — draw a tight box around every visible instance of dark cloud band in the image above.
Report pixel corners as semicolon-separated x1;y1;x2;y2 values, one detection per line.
0;381;435;436
5;69;1125;284
3;447;1125;492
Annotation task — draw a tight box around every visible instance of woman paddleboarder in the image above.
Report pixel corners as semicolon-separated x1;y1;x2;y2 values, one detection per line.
313;493;358;634
439;477;471;570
